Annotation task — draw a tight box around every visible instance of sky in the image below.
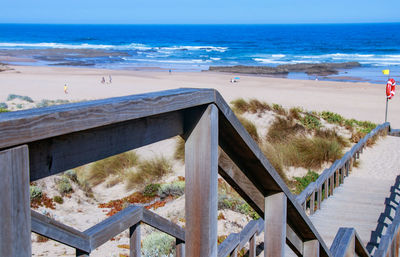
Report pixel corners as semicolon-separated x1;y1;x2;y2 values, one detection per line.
1;0;400;24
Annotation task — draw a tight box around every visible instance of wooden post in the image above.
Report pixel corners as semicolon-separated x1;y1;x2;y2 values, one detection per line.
346;161;350;176
0;145;31;257
317;187;322;210
324;181;328;200
335;170;339;187
232;246;239;257
129;223;141;257
185;104;218;257
329;175;334;196
264;192;287;257
249;235;256;257
395;230;400;257
310;191;315;215
340;168;344;184
76;249;90;257
304;240;319;257
176;239;185;257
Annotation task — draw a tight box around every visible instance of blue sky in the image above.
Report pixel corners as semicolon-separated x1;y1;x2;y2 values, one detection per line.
1;0;400;24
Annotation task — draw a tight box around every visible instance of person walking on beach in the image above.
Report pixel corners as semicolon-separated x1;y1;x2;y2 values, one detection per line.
64;84;68;94
101;77;105;84
109;75;112;84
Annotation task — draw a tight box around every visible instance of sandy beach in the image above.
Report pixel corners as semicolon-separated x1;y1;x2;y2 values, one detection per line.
1;65;398;128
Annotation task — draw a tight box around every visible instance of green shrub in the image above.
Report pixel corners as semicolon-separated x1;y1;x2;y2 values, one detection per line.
238;116;259;143
143;183;161;197
300;114;321;130
53;195;64;204
64;170;78;183
272;103;286;115
174;137;185;162
88;151;139;186
142;232;175;256
0;108;9;113
126;156;172;190
30;186;42;200
158;181;185;199
57;177;73;195
294;170;319;194
320;111;345;125
36;99;70;108
288;107;302;120
6;94;34;103
0;102;8;109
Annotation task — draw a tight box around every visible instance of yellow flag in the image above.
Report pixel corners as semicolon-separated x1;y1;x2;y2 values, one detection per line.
382;69;390;75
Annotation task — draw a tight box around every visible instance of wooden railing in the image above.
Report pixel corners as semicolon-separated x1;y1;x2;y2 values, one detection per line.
373;186;400;257
296;123;390;214
31;205;185;256
0;88;396;257
330;228;371;257
217;219;264;257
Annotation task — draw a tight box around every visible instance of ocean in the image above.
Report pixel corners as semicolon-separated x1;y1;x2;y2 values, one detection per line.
1;23;400;83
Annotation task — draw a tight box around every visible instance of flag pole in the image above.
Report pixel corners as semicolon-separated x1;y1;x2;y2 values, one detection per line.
385;97;388;123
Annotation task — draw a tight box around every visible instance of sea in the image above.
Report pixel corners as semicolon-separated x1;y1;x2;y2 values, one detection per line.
1;23;400;83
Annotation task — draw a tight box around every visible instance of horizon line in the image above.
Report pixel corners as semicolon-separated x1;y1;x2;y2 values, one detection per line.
1;22;400;26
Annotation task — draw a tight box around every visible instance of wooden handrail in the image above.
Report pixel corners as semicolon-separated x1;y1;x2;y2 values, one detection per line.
296;122;390;211
32;205;185;255
217;219;264;257
373;203;400;257
330;228;370;257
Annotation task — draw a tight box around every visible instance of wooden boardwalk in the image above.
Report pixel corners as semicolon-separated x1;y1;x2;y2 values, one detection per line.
309;136;400;249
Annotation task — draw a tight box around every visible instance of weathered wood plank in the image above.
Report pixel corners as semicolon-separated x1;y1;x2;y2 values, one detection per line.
176;239;185;257
129;223;141;257
29;111;184;181
217;233;239;257
330;228;355;257
218;149;264;215
185;104;218;257
304;240;319;257
84;205;142;250
249;235;256;257
264;192;287;257
0;145;31;257
142;208;185;241
31;210;91;253
286;224;303;256
0;88;215;149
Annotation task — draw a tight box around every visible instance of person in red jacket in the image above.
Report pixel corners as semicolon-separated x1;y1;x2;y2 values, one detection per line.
386;78;396;99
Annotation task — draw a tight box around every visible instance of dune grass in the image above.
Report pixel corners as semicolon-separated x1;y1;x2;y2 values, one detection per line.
237;116;260;143
230;98;271;115
87;151;139;186
125;155;172;190
174;136;185;162
266;116;305;143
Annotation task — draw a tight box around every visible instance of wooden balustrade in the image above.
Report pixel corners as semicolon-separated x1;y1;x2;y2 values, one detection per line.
330;228;370;257
296;123;390;215
1;88;398;257
217;219;264;257
373;203;400;257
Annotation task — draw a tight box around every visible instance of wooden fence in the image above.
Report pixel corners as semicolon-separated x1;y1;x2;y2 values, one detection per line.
0;88;396;256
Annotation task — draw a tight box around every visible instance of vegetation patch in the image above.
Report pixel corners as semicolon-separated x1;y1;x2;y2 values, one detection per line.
56;176;73;195
300;113;321;130
237;116;259;143
142;232;175;257
294;170;319;194
88;151;139;186
7;94;34;103
174;137;185;162
53;195;64;204
158;181;185;199
30;185;55;209
126;155;172;190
